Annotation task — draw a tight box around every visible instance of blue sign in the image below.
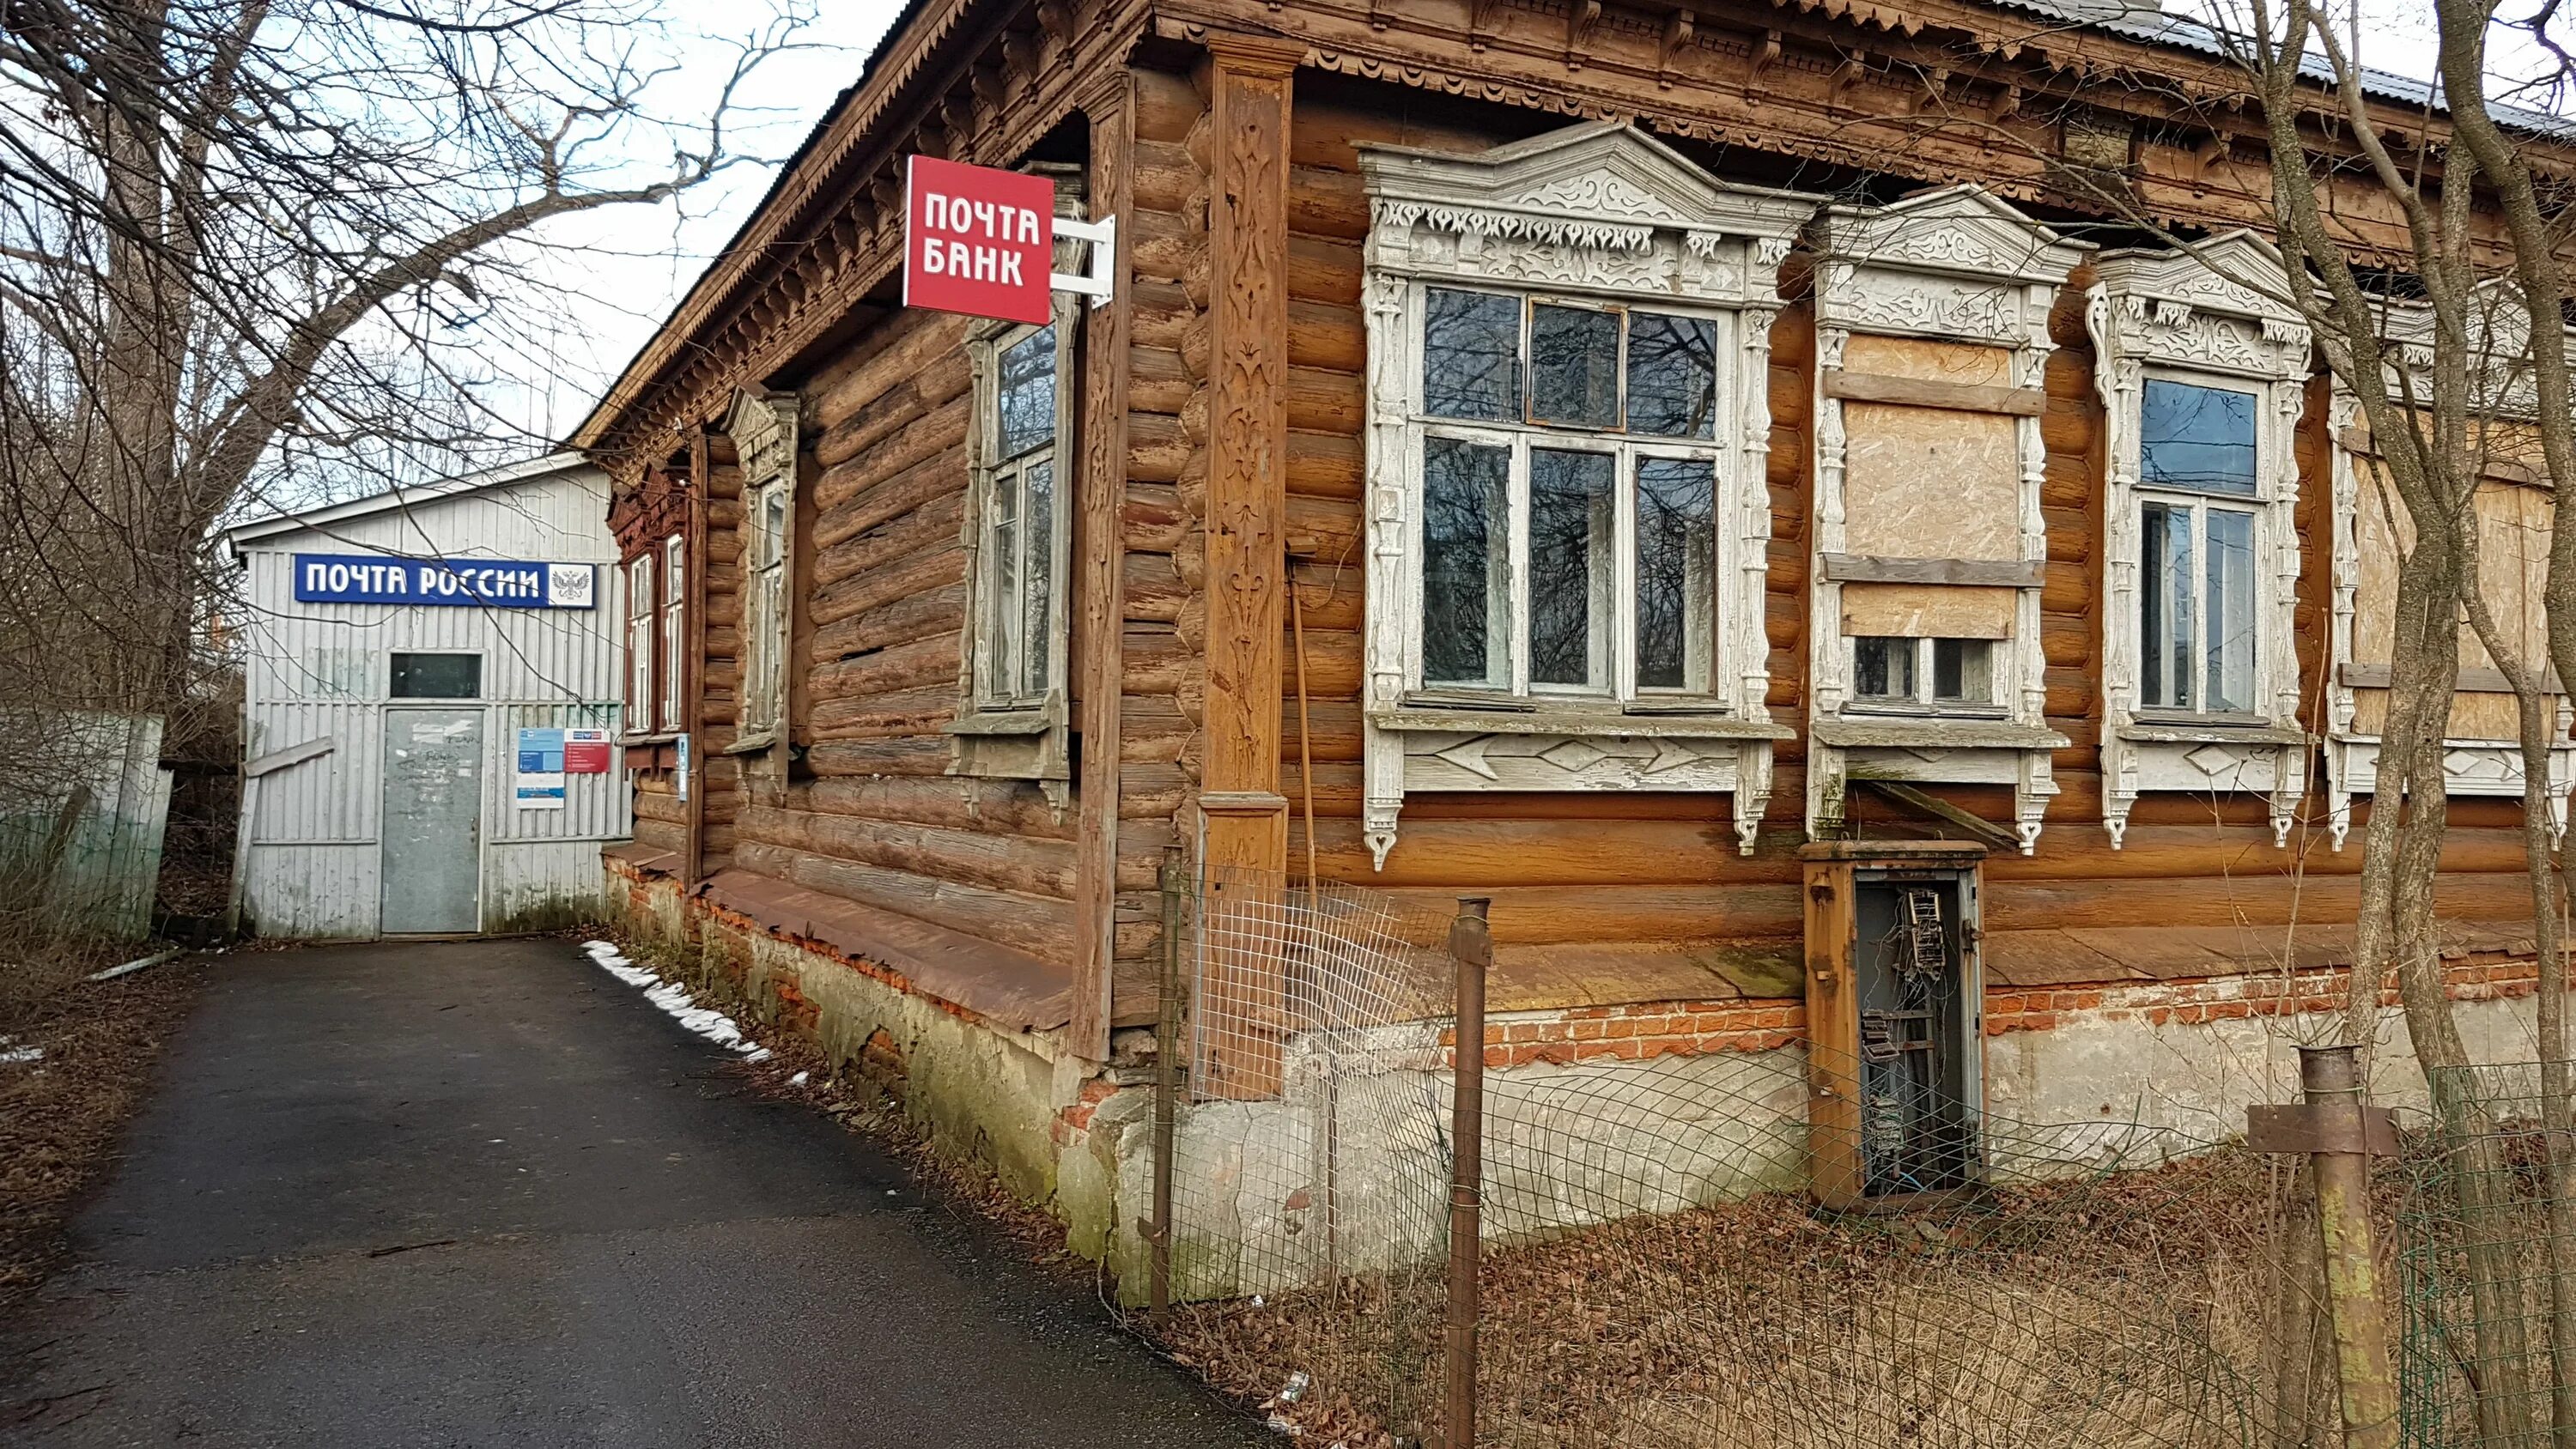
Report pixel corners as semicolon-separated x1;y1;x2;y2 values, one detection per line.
291;553;596;609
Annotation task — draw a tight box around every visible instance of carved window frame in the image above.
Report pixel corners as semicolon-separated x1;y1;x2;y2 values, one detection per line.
1803;186;2089;856
725;388;798;756
2325;285;2576;847
1356;122;1821;869
951;293;1079;801
2086;233;2312;851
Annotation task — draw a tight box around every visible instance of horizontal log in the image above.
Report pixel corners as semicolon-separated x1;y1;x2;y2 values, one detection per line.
814;491;963;591
1288;364;1363;435
732;840;1075;964
792;773;1078;838
1372;882;1803;946
804;737;955;778
1124;552;1188;622
1823;370;2044;415
1130;344;1193;416
812;447;966;557
1288;234;1361;306
809;544;963;630
810;631;959;700
1132;137;1200;214
633;790;687;825
1130;206;1197;285
1133;65;1200;144
805;309;962;435
808;340;970;470
632;819;685;855
811;583;965;664
1120;696;1195;765
1119;761;1193;820
1289;163;1370;240
815;391;965;488
1127;412;1193;484
739;803;1079;900
1288;300;1365;373
1131;276;1197;353
1984;870;2537;933
809;684;963;741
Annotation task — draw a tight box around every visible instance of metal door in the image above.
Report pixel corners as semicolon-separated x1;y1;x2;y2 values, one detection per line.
380;708;483;934
1851;871;1979;1197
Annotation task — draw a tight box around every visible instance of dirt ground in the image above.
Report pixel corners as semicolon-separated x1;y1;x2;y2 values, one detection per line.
0;943;205;1311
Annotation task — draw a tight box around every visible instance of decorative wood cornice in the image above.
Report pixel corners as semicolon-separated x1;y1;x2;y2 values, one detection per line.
578;0;1151;475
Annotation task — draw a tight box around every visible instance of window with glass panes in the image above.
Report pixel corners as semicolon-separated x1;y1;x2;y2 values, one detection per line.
658;534;685;732
1850;637;1996;711
973;319;1067;711
2136;378;2260;715
1413;287;1727;700
623;552;657;732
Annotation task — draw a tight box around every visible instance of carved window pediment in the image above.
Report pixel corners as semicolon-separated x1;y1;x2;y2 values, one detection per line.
1358;123;1826;869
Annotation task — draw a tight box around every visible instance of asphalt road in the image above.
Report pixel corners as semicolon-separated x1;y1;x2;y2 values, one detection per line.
0;938;1267;1448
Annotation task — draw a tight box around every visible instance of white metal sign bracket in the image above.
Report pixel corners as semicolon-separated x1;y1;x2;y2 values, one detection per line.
1050;215;1118;309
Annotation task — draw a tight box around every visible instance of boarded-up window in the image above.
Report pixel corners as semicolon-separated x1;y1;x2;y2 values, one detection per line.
1838;336;2022;562
2348;415;2554;740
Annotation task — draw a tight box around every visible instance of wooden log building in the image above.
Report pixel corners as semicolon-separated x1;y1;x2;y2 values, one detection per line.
574;0;2576;1235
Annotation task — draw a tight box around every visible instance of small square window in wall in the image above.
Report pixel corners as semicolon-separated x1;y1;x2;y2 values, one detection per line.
391;652;480;699
1850;637;1994;712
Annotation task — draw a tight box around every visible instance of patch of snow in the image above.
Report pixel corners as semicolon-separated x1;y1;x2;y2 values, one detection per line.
580;939;770;1064
787;1070;809;1087
0;1046;40;1065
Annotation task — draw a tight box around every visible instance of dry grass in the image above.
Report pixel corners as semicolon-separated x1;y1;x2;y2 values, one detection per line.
0;937;204;1310
1159;1151;2310;1449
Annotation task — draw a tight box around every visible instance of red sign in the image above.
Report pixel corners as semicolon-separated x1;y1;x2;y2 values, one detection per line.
903;155;1054;325
563;728;611;775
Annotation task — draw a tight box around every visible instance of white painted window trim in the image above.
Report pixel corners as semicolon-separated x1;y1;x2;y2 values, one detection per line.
2324;283;2576;848
623;551;657;736
2086;233;2312;851
658;532;686;736
1804;185;2089;856
1356;121;1822;869
725;388;799;755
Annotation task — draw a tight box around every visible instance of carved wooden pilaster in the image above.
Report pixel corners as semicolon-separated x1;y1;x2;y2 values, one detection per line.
1200;33;1298;886
1068;74;1136;1063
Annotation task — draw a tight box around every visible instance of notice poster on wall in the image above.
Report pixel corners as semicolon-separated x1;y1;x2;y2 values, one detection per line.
674;731;690;803
562;728;611;774
514;726;566;809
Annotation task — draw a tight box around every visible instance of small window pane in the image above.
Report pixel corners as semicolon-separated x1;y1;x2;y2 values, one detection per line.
392;652;480;700
1528;449;1613;688
2141;500;2195;709
1853;638;1912;700
1932;639;1992;704
1422;289;1521;421
1528;305;1620;428
664;536;685;601
1626;312;1721;439
1422;439;1510;687
756;488;786;569
1635;457;1716;690
987;469;1022;701
998;326;1058;460
2206;507;2257;712
1020;459;1055;700
2141;379;2258;495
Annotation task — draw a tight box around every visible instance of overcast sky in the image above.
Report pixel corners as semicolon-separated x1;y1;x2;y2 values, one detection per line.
476;0;2556;457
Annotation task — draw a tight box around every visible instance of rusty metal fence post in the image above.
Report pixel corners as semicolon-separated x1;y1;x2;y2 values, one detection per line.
1146;850;1185;1320
1442;897;1491;1449
2251;1043;2401;1449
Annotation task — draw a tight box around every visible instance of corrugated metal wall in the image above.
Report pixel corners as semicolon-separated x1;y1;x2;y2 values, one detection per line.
234;465;629;937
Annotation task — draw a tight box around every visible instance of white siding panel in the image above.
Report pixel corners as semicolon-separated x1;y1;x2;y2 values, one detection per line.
244;844;378;937
483;840;611;929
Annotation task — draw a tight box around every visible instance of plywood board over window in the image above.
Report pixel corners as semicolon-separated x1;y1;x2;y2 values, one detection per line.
2325;280;2576;845
1805;185;2088;855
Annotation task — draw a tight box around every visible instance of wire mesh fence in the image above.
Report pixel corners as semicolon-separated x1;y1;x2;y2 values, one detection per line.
2395;1062;2576;1449
1136;864;2576;1449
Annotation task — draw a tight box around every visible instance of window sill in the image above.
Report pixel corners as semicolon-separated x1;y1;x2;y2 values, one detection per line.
723;731;778;756
946;707;1058;739
1372;703;1793;742
2119;717;2306;746
1814;717;2069;751
621;731;679;747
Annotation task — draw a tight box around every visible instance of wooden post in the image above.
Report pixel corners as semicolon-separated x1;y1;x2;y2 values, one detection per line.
1800;850;1862;1208
1068;73;1136;1062
2300;1044;2402;1449
1443;898;1490;1449
1197;32;1297;885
